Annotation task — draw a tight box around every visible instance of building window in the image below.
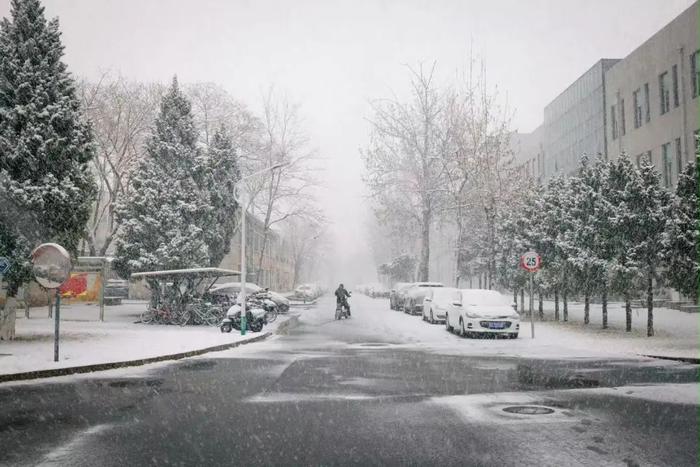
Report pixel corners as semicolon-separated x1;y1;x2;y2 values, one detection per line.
659;72;670;114
611;104;618;140
636;151;651;168
691;50;700;98
633;89;642;128
672;64;679;108
661;142;672;187
644;83;651;123
675;137;682;177
620;98;626;136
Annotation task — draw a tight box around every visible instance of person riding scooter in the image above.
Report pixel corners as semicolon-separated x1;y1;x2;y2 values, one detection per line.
334;283;351;316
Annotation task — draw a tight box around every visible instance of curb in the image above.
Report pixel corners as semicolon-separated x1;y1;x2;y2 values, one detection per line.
0;314;302;384
641;354;700;364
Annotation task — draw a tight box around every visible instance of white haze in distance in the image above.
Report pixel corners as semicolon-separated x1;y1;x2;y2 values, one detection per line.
0;0;693;287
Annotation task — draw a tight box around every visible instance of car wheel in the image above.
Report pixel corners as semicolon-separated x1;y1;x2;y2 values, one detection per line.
430;310;435;324
509;333;519;339
460;318;466;337
445;314;453;333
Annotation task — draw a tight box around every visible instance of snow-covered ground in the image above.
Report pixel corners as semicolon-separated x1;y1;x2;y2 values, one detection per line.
219;294;699;362
0;300;293;376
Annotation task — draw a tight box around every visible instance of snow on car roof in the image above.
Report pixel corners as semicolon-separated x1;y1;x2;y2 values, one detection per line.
459;289;511;306
414;282;444;287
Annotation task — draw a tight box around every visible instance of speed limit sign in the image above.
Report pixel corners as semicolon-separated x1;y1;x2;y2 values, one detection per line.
520;251;541;272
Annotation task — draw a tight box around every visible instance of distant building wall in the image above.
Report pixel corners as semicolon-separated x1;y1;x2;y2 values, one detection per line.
219;212;294;292
511;125;545;182
543;59;620;179
604;2;698;188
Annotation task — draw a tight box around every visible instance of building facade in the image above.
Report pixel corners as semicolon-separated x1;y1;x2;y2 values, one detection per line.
542;59;620;179
514;3;698;187
604;2;698;188
219;213;295;292
511;125;545;182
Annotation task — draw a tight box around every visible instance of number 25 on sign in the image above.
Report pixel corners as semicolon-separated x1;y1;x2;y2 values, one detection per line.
520;251;541;272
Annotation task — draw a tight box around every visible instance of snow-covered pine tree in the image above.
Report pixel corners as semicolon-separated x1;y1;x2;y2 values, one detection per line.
607;154;644;332
565;156;606;325
113;77;210;288
201;125;240;266
541;175;574;321
630;160;671;337
591;159;617;329
0;0;95;339
664;156;698;304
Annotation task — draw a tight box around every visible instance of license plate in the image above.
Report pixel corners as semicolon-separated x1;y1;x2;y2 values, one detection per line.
489;322;506;329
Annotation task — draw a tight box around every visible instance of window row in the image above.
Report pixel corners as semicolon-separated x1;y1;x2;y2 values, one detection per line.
636;136;691;188
612;50;700;140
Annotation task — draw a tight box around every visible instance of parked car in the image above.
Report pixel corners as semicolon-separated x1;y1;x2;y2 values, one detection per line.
368;283;390;298
390;282;413;310
403;282;444;314
294;283;322;300
422;287;459;324
444;289;520;338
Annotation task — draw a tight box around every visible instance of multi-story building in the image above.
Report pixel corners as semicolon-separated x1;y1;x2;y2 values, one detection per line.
542;59;620;179
515;3;698;187
605;1;698;188
219;213;294;292
511;125;545;182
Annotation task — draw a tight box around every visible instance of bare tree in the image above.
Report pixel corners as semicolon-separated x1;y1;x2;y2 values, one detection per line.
284;217;328;287
248;88;322;287
78;73;162;256
184;82;262;156
437;61;517;288
362;64;451;281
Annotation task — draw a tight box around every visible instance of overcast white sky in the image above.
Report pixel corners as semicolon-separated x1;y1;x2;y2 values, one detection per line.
1;0;694;285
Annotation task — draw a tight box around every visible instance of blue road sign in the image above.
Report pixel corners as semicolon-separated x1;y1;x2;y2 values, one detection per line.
0;257;11;275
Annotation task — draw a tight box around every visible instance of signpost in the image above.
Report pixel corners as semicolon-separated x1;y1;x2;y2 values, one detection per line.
520;251;541;339
31;243;71;362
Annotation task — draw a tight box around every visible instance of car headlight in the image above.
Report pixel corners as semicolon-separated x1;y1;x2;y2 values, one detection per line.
465;312;483;319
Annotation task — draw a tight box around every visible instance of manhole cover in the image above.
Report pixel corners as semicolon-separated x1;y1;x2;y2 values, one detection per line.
503;405;555;415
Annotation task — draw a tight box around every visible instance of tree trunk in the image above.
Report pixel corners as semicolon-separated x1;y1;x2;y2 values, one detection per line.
563;289;568;322
0;296;17;340
584;293;590;324
647;272;654;337
520;288;525;313
625;291;632;332
601;286;608;329
417;208;431;282
513;289;517;307
554;289;560;321
478;274;482;289
538;290;543;320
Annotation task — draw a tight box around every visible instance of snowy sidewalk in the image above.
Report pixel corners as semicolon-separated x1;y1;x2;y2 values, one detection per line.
521;300;699;361
0;300;298;380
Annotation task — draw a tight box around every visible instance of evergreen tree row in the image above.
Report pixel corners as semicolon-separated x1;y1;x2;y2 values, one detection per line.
492;153;698;336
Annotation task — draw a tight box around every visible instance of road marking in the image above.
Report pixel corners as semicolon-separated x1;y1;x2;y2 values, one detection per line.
37;424;113;466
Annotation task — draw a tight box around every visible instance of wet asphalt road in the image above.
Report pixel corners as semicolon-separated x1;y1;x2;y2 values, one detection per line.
0;294;698;467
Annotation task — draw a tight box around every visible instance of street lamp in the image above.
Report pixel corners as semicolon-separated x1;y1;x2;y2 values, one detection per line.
234;162;287;334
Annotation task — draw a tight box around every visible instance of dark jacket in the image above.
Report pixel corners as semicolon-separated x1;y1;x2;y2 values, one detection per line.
335;287;350;303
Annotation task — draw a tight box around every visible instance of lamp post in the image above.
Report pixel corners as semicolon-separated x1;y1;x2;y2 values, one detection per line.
234;162;287;334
